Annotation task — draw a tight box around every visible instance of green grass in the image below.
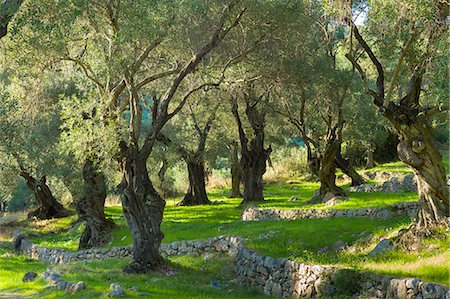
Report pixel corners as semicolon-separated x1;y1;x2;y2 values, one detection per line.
2;160;449;298
0;246;271;298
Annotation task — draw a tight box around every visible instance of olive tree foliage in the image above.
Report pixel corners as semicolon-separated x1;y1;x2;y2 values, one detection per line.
0;71;79;217
342;0;449;244
6;0;262;272
0;0;23;38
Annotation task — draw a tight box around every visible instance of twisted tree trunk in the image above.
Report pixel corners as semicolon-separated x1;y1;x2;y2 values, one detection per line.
178;153;211;206
230;89;271;205
308;140;346;204
76;159;114;250
229;141;242;198
387;105;449;228
20;172;71;220
335;146;365;186
365;148;375;169
157;157;173;198
118;143;165;273
347;19;449;245
241;147;269;203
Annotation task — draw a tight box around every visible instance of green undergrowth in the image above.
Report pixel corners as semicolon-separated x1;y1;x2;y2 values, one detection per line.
28;183;419;250
3;161;449;297
0;246;270;298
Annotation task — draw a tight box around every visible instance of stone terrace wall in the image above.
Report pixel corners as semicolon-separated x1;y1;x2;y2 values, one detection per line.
237;247;449;298
241;202;419;222
16;236;448;298
17;236;244;265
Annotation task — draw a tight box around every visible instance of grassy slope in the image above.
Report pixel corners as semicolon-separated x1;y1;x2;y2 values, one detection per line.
1;159;449;298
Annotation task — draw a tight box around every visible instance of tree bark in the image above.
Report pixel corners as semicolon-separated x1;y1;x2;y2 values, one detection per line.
241;149;268;203
19;172;72;220
230;90;271;205
229;141;242;198
335;145;365;186
365;148;375;169
158;157;173;198
118;143;165;273
347;21;449;241
76;159;114;250
308;140;346;204
390;110;449;227
177;153;211;206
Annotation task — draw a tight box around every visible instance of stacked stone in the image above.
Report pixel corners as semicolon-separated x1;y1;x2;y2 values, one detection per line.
16;235;449;298
350;173;418;193
363;275;449;299
242;202;419;222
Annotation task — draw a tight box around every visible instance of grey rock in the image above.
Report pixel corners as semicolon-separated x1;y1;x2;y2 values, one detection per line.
56;280;68;290
368;239;393;257
71;282;86;293
332;240;348;252
22;272;38;282
139;292;150;296
210;280;224;289
108;283;126;297
272;282;282;297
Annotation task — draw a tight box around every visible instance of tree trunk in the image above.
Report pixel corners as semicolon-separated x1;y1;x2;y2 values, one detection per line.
177;154;211;206
118;145;165;273
240;150;268;204
19;172;72;220
395;121;449;226
76;159;114;250
365;148;375;169
230;141;242;198
158;157;173;198
307;141;346;204
335;146;365;186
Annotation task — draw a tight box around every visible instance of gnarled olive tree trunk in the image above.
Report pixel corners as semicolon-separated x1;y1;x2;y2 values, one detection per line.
347;20;449;243
230;88;271;204
335;145;365;186
229;141;242;198
240;145;270;203
118;143;165;273
365;148;375;169
307;139;346;204
387;105;449;229
178;153;211;206
20;172;71;220
76;159;114;250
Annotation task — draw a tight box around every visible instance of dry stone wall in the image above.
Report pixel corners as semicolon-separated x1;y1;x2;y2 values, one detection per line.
15;235;448;298
241;202;419;222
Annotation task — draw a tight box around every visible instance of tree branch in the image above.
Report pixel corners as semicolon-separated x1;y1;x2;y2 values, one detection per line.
351;22;385;102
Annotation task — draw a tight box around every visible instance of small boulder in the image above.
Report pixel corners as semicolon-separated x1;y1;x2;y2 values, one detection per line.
332;240;348;252
368;239;393;257
325;196;348;207
108;283;126;297
210;280;224;289
71;282;86;293
22;272;38;282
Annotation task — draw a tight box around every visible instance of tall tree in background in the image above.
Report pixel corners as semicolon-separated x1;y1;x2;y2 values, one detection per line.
230;84;272;204
177;98;221;206
345;0;449;243
229;140;242;198
0;76;75;219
